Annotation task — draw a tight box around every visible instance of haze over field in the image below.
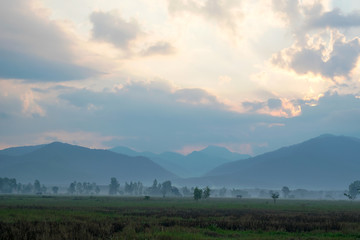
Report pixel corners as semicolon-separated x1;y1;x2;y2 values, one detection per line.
1;1;360;189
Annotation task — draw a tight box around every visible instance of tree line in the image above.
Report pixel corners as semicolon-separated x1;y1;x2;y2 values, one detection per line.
3;176;357;201
0;177;210;199
0;178;47;194
109;178;189;197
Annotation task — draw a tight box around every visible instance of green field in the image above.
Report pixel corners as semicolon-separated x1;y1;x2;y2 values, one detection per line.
1;195;360;239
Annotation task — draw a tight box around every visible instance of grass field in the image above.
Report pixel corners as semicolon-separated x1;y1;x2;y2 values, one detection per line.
1;195;360;239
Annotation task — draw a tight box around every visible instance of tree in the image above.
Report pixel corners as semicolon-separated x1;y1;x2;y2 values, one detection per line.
193;187;203;201
68;182;76;194
0;177;18;193
95;185;101;195
34;180;41;193
161;180;172;198
348;180;360;199
344;193;355;200
203;186;211;199
152;179;158;189
282;186;290;198
109;177;120;195
270;191;280;204
41;185;47;194
171;186;182;197
76;182;83;194
147;179;161;196
52;186;59;194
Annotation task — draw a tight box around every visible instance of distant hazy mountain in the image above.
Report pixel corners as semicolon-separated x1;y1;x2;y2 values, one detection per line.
110;146;250;178
110;146;140;157
0;142;176;185
184;135;360;190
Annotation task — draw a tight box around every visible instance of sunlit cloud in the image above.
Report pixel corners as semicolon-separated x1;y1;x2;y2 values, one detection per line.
90;10;143;49
141;41;176;56
167;0;244;39
0;0;99;82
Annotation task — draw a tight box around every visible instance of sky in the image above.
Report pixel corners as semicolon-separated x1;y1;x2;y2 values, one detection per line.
1;0;360;155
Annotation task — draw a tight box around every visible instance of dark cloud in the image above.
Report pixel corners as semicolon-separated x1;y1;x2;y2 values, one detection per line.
0;49;97;82
173;88;225;108
267;98;282;109
242;101;265;111
307;8;360;29
52;84;255;152
0;0;98;82
141;42;176;56
272;37;360;78
2;81;360;155
243;98;282;111
90;11;142;49
272;1;360;33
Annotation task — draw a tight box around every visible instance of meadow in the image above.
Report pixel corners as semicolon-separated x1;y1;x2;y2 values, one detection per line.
1;195;360;239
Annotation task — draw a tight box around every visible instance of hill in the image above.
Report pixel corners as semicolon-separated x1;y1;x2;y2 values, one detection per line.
0;144;45;156
0;142;176;185
180;135;360;190
110;146;250;178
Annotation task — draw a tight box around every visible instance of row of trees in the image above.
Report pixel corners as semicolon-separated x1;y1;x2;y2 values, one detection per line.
67;181;100;195
4;177;357;201
0;177;208;198
109;178;182;197
193;186;211;200
0;178;48;194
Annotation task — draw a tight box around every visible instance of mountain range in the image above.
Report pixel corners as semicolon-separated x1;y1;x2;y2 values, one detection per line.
110;145;250;177
177;134;360;190
1;134;359;190
0;142;175;185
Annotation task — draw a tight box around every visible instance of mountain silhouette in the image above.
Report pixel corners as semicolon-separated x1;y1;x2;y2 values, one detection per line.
0;142;176;185
179;135;360;189
110;145;250;177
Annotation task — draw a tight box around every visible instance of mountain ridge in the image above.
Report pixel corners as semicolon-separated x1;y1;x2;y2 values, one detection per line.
110;145;250;177
185;134;360;189
0;142;176;185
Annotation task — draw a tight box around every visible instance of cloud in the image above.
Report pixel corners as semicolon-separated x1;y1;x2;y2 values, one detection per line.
89;11;176;57
21;91;46;117
242;97;302;118
141;42;176;56
173;88;225;107
90;11;142;49
267;98;282;109
0;0;98;82
0;49;97;82
167;0;243;37
1;79;360;156
35;81;263;153
272;35;360;79
270;1;360;80
306;8;360;29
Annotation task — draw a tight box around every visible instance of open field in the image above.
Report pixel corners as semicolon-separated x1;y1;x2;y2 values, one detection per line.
1;195;360;239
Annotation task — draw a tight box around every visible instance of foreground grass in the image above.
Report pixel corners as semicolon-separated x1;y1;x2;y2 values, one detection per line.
1;195;360;239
